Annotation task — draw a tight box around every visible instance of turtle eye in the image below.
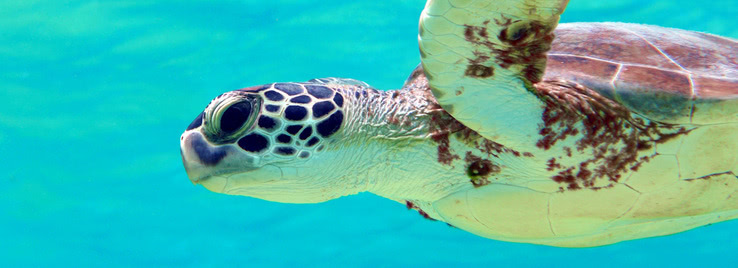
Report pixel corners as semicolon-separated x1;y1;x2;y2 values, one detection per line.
203;94;260;143
220;101;252;133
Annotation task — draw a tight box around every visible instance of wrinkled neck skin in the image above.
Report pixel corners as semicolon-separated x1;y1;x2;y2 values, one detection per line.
317;81;473;208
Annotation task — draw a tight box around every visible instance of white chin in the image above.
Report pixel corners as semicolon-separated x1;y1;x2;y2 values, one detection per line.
196;165;281;195
198;165;335;204
198;175;229;193
225;184;333;204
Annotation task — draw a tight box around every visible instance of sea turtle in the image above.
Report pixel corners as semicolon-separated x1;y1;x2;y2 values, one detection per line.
179;0;738;247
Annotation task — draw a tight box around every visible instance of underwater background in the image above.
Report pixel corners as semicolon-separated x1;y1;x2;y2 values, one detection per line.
1;0;737;266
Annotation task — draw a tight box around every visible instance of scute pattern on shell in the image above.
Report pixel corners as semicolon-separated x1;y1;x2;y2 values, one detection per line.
545;23;738;124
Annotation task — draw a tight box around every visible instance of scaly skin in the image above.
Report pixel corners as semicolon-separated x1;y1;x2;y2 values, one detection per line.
180;67;738;247
179;78;474;205
414;0;737;246
181;0;738;247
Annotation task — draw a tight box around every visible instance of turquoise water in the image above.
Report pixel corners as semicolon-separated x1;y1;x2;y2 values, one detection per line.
2;0;737;266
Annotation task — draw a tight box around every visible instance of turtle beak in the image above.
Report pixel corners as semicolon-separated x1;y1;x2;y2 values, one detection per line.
180;131;227;184
181;151;204;185
180;128;263;194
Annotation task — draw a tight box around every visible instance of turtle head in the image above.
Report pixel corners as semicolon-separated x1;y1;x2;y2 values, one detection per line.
180;81;351;203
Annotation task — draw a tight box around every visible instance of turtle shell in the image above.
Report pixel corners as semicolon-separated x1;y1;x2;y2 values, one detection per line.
543;22;738;124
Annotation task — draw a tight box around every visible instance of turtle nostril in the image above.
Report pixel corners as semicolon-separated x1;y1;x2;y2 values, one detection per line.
220;102;252;133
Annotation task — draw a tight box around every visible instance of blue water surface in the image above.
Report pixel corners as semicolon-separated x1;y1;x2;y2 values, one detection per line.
1;0;737;266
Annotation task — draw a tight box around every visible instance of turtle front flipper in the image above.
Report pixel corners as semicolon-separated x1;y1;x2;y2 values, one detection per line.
419;0;568;148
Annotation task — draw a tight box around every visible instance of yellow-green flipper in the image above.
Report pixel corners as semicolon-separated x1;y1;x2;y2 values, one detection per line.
420;0;568;148
181;0;738;247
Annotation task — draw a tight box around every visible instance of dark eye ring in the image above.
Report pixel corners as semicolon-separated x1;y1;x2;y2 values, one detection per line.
204;95;260;143
220;101;252;133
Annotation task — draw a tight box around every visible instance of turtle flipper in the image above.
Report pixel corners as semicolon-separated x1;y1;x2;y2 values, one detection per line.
419;0;568;147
